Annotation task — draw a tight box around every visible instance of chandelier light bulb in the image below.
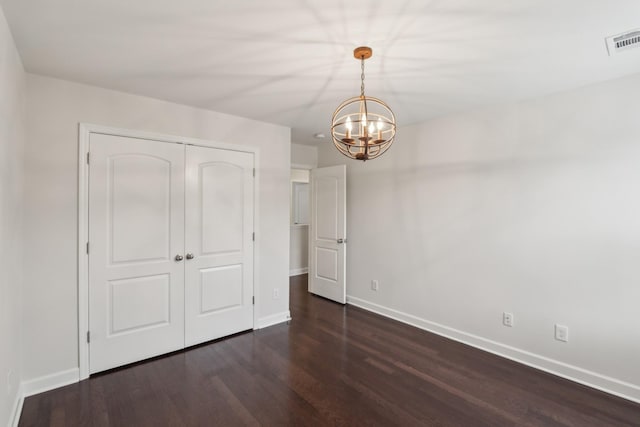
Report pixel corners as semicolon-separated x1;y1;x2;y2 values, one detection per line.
345;116;352;139
376;118;384;141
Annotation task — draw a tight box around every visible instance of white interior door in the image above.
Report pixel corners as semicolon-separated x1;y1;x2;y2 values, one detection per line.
309;165;347;304
88;134;185;373
184;145;254;347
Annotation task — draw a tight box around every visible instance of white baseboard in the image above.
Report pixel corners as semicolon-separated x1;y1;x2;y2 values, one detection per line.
347;295;640;405
255;311;291;329
21;367;80;398
289;268;308;276
10;384;24;427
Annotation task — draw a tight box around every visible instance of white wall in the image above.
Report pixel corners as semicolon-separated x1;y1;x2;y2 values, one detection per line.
291;143;317;168
318;72;640;402
290;168;310;182
289;225;308;275
23;74;291;384
0;6;25;426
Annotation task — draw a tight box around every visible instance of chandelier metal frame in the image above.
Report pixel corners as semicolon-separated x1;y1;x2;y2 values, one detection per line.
331;46;396;161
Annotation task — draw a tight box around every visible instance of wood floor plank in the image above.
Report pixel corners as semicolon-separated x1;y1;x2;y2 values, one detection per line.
18;274;640;426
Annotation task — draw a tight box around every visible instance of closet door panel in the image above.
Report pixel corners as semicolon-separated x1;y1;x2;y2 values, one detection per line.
88;134;185;374
184;145;254;346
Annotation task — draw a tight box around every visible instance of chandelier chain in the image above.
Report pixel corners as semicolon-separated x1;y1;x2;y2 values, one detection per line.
360;57;365;97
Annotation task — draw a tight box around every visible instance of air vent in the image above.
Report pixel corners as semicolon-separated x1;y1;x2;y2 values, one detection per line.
606;30;640;56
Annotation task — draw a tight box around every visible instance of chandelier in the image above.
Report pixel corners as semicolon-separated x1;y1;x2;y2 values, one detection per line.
331;46;396;161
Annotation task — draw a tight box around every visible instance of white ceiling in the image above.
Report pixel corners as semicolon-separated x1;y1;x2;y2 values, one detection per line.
3;0;640;145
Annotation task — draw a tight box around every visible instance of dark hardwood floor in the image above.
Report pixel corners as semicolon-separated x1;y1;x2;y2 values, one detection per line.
20;274;640;426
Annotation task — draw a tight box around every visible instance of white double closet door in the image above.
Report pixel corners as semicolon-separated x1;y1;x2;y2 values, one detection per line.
88;133;254;374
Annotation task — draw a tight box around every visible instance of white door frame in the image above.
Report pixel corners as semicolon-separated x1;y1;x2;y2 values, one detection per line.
78;123;260;380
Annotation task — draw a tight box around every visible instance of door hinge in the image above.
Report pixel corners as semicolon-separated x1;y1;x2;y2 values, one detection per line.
252;232;255;241
86;242;89;254
86;152;90;165
253;168;255;177
252;296;255;305
86;331;90;343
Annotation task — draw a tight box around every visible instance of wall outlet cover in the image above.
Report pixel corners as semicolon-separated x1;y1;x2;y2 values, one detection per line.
555;324;569;342
503;312;514;327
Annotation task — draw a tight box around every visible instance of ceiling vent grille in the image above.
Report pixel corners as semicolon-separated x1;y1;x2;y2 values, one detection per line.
606;30;640;56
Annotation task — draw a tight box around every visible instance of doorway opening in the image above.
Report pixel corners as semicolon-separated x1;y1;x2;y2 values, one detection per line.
289;168;310;276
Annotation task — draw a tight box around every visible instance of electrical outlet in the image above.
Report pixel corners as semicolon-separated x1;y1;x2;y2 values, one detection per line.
502;312;514;327
371;280;379;291
555;324;569;342
273;288;279;299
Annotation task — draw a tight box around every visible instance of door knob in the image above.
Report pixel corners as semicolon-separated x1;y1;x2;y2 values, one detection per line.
337;238;347;244
186;253;194;260
175;254;184;261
